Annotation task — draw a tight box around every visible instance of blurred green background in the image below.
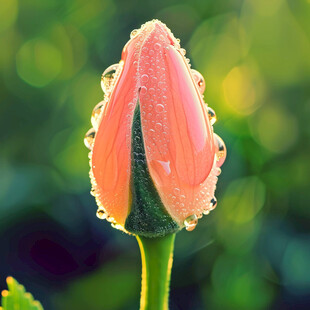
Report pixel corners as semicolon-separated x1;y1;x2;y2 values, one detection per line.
1;0;310;309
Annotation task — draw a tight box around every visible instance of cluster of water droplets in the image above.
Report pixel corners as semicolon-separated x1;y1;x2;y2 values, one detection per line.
128;21;226;232
84;60;127;231
84;62;123;151
84;19;227;234
180;102;227;231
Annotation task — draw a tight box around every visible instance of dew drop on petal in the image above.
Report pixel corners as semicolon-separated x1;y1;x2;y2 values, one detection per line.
130;29;139;38
184;214;198;231
141;74;149;82
84;128;96;150
91;101;104;129
180;48;186;56
154;43;161;50
207;107;217;125
96;209;106;220
209;197;217;210
101;64;119;93
214;133;226;167
155;104;164;113
191;69;205;94
140;86;147;95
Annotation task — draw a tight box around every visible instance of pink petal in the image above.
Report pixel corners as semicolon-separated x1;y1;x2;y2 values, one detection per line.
138;22;216;224
91;36;142;226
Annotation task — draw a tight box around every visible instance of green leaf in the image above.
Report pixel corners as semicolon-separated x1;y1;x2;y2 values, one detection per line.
1;277;44;310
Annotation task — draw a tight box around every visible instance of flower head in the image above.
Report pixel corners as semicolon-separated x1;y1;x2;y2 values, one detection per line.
84;20;226;237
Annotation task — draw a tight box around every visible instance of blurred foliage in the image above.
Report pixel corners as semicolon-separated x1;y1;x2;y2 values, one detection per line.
0;0;309;309
1;277;43;310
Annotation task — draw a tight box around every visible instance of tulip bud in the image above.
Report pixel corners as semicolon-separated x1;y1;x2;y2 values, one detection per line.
84;20;226;237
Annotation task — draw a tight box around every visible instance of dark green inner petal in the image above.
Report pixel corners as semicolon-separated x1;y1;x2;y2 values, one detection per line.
125;102;180;237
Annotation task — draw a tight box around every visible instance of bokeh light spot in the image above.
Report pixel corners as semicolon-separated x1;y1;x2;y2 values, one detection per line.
0;0;18;31
250;104;298;153
16;39;62;87
222;176;266;224
282;239;310;295
209;254;274;309
223;64;264;115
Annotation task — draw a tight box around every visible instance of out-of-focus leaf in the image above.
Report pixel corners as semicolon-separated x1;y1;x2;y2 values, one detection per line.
0;277;43;310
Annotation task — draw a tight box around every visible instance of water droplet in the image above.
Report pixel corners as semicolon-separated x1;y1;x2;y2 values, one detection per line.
91;101;104;129
140;86;147;95
214;134;226;167
154;43;161;50
207;107;217;125
155;122;162;130
130;29;139;38
173;188;180;195
96;209;106;220
209;197;217;210
215;167;222;176
101;64;119;93
141;74;149;82
180;48;186;56
184;214;198;231
84;128;96;150
128;102;135;110
155;104;164;113
191;69;205;94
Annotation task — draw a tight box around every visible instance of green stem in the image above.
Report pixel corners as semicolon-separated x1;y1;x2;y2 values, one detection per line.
136;233;176;310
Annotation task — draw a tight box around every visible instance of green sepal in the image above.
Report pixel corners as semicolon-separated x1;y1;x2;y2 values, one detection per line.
125;102;180;237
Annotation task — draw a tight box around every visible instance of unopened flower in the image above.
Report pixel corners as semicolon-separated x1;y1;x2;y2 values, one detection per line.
84;20;226;237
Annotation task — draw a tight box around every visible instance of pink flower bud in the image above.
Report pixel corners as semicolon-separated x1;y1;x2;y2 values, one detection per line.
85;20;226;236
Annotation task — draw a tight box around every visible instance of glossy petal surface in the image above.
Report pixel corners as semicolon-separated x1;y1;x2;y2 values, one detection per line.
91;36;141;226
137;23;216;224
90;20;223;229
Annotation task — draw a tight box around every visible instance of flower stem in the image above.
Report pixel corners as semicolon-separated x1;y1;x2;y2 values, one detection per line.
136;233;176;310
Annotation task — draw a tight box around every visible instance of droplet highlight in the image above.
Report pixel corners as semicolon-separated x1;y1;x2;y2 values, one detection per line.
214;134;226;167
130;29;139;38
96;209;106;220
207;107;217;125
209;197;217;210
191;69;205;94
84;128;96;150
91;101;104;129
101;64;119;93
184;214;198;231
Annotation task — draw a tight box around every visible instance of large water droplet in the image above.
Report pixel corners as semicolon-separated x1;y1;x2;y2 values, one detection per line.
191;69;205;94
84;128;96;150
101;64;119;93
96;209;106;220
207;107;217;125
214;133;226;167
91;101;104;130
184;214;198;231
209;197;217;210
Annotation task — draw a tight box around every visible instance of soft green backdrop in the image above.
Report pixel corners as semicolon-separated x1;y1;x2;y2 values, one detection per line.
1;0;310;309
